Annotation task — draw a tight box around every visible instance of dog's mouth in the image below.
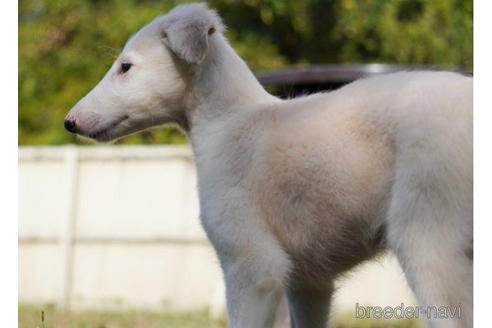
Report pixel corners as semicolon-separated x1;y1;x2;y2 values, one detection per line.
79;115;129;142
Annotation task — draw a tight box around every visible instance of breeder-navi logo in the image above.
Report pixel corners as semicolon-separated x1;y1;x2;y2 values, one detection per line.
355;302;462;320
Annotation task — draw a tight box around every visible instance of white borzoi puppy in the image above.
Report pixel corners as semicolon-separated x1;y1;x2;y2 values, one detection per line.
64;3;472;328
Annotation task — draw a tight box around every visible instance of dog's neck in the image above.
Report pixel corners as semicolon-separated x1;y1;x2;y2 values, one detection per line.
184;34;278;133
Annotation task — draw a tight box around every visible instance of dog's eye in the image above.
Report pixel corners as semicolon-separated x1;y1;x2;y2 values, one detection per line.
120;63;132;74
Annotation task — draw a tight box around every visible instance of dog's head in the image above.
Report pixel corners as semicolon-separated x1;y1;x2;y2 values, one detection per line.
64;3;224;142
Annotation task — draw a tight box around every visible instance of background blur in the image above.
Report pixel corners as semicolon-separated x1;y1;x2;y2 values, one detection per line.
19;0;472;327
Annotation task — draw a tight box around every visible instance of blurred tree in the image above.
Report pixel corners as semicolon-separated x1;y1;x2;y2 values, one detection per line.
19;0;472;145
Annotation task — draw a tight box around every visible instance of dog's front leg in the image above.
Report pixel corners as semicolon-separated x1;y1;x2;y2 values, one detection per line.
287;280;334;328
201;192;291;327
209;223;290;328
223;260;284;328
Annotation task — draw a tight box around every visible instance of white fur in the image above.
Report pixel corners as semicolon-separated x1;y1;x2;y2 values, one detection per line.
65;3;473;328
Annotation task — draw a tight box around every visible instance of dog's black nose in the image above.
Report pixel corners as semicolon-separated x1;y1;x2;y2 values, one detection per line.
64;119;78;133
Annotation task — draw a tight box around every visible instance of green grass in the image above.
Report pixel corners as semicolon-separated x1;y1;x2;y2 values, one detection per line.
19;304;421;328
19;304;226;328
333;312;422;328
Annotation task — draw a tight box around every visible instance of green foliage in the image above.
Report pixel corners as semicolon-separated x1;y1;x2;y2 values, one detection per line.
19;0;472;145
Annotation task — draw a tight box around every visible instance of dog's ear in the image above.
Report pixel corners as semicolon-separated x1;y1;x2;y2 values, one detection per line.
162;21;213;64
161;4;224;64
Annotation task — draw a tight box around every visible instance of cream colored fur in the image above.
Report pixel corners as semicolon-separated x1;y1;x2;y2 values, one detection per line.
65;3;473;328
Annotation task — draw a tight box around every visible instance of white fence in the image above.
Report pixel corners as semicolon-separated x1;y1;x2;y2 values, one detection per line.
19;145;417;315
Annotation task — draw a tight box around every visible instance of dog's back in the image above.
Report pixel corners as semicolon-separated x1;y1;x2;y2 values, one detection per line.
251;71;473;326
